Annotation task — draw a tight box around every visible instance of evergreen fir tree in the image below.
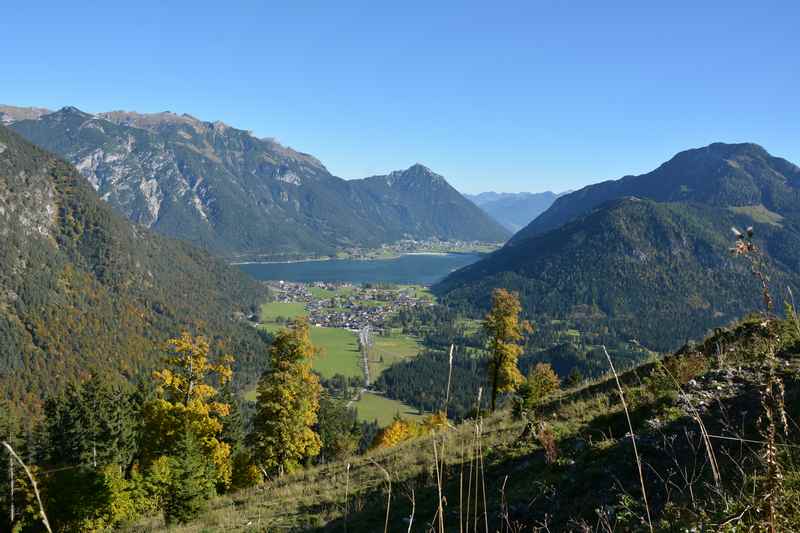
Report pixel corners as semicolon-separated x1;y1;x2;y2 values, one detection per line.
566;367;584;388
43;376;138;469
163;428;215;525
219;384;245;453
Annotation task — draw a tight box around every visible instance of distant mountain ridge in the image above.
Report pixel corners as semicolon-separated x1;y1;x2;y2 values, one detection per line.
512;142;800;242
466;190;564;231
436;142;800;353
4;105;509;259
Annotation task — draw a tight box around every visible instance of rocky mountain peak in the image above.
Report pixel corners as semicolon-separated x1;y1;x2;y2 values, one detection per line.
383;163;447;187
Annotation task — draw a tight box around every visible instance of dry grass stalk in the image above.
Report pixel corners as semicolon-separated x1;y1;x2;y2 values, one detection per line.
406;486;415;533
370;459;392;533
459;438;464;533
445;343;454;412
602;346;653;532
433;437;445;533
344;462;350;533
732;228;788;531
478;420;488;533
3;441;52;533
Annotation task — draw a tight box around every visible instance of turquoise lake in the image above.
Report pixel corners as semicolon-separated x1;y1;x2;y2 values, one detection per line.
237;253;480;285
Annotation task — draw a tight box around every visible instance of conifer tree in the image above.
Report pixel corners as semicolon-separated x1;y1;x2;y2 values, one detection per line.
43;376;138;470
219;384;245;453
247;318;322;476
566;367;584;388
316;392;359;462
163;428;215;525
483;288;531;411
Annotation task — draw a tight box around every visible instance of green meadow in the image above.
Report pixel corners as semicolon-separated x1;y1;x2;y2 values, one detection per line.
259;301;307;321
351;391;423;426
258;323;362;379
309;327;362;378
368;332;422;377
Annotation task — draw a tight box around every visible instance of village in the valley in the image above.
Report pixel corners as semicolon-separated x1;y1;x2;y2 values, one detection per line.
259;280;435;331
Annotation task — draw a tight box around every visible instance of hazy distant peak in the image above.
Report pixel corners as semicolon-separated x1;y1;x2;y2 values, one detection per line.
0;105;53;124
466;190;561;231
98;109;230;133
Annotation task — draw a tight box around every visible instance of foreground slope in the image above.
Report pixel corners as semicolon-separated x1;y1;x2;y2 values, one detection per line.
436;143;800;352
6;106;509;258
0;125;268;406
129;317;800;531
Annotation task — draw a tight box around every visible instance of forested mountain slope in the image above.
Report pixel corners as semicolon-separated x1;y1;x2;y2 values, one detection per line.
0;125;268;408
436;143;800;352
5;106;509;259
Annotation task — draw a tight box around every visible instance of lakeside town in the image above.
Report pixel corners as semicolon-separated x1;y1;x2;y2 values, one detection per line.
232;237;501;263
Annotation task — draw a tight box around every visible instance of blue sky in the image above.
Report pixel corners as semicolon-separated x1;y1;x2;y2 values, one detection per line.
2;1;798;193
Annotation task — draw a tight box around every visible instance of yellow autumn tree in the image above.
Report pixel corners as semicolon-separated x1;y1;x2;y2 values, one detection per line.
247;318;322;476
142;333;234;488
371;418;421;449
483;288;531;411
371;411;449;450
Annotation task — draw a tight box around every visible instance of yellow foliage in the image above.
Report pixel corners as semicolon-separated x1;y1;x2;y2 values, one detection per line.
527;362;560;402
371;418;421;449
143;333;234;488
248;318;322;475
484;288;532;410
371;411;452;450
422;411;450;432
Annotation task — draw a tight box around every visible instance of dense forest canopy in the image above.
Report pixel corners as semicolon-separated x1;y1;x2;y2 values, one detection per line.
0;125;269;411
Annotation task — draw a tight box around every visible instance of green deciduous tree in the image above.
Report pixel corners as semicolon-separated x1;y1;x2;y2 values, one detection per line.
483;289;531;411
247;319;322;476
518;363;560;410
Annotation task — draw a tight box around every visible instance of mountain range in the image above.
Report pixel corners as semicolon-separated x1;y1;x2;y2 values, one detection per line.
1;105;509;259
0;124;270;408
466;190;563;231
436;142;800;352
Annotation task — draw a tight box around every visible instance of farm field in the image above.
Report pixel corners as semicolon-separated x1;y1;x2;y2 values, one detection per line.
368;332;422;378
257;323;362;379
308;285;357;299
351;391;423;426
309;327;362;378
259;301;307;321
